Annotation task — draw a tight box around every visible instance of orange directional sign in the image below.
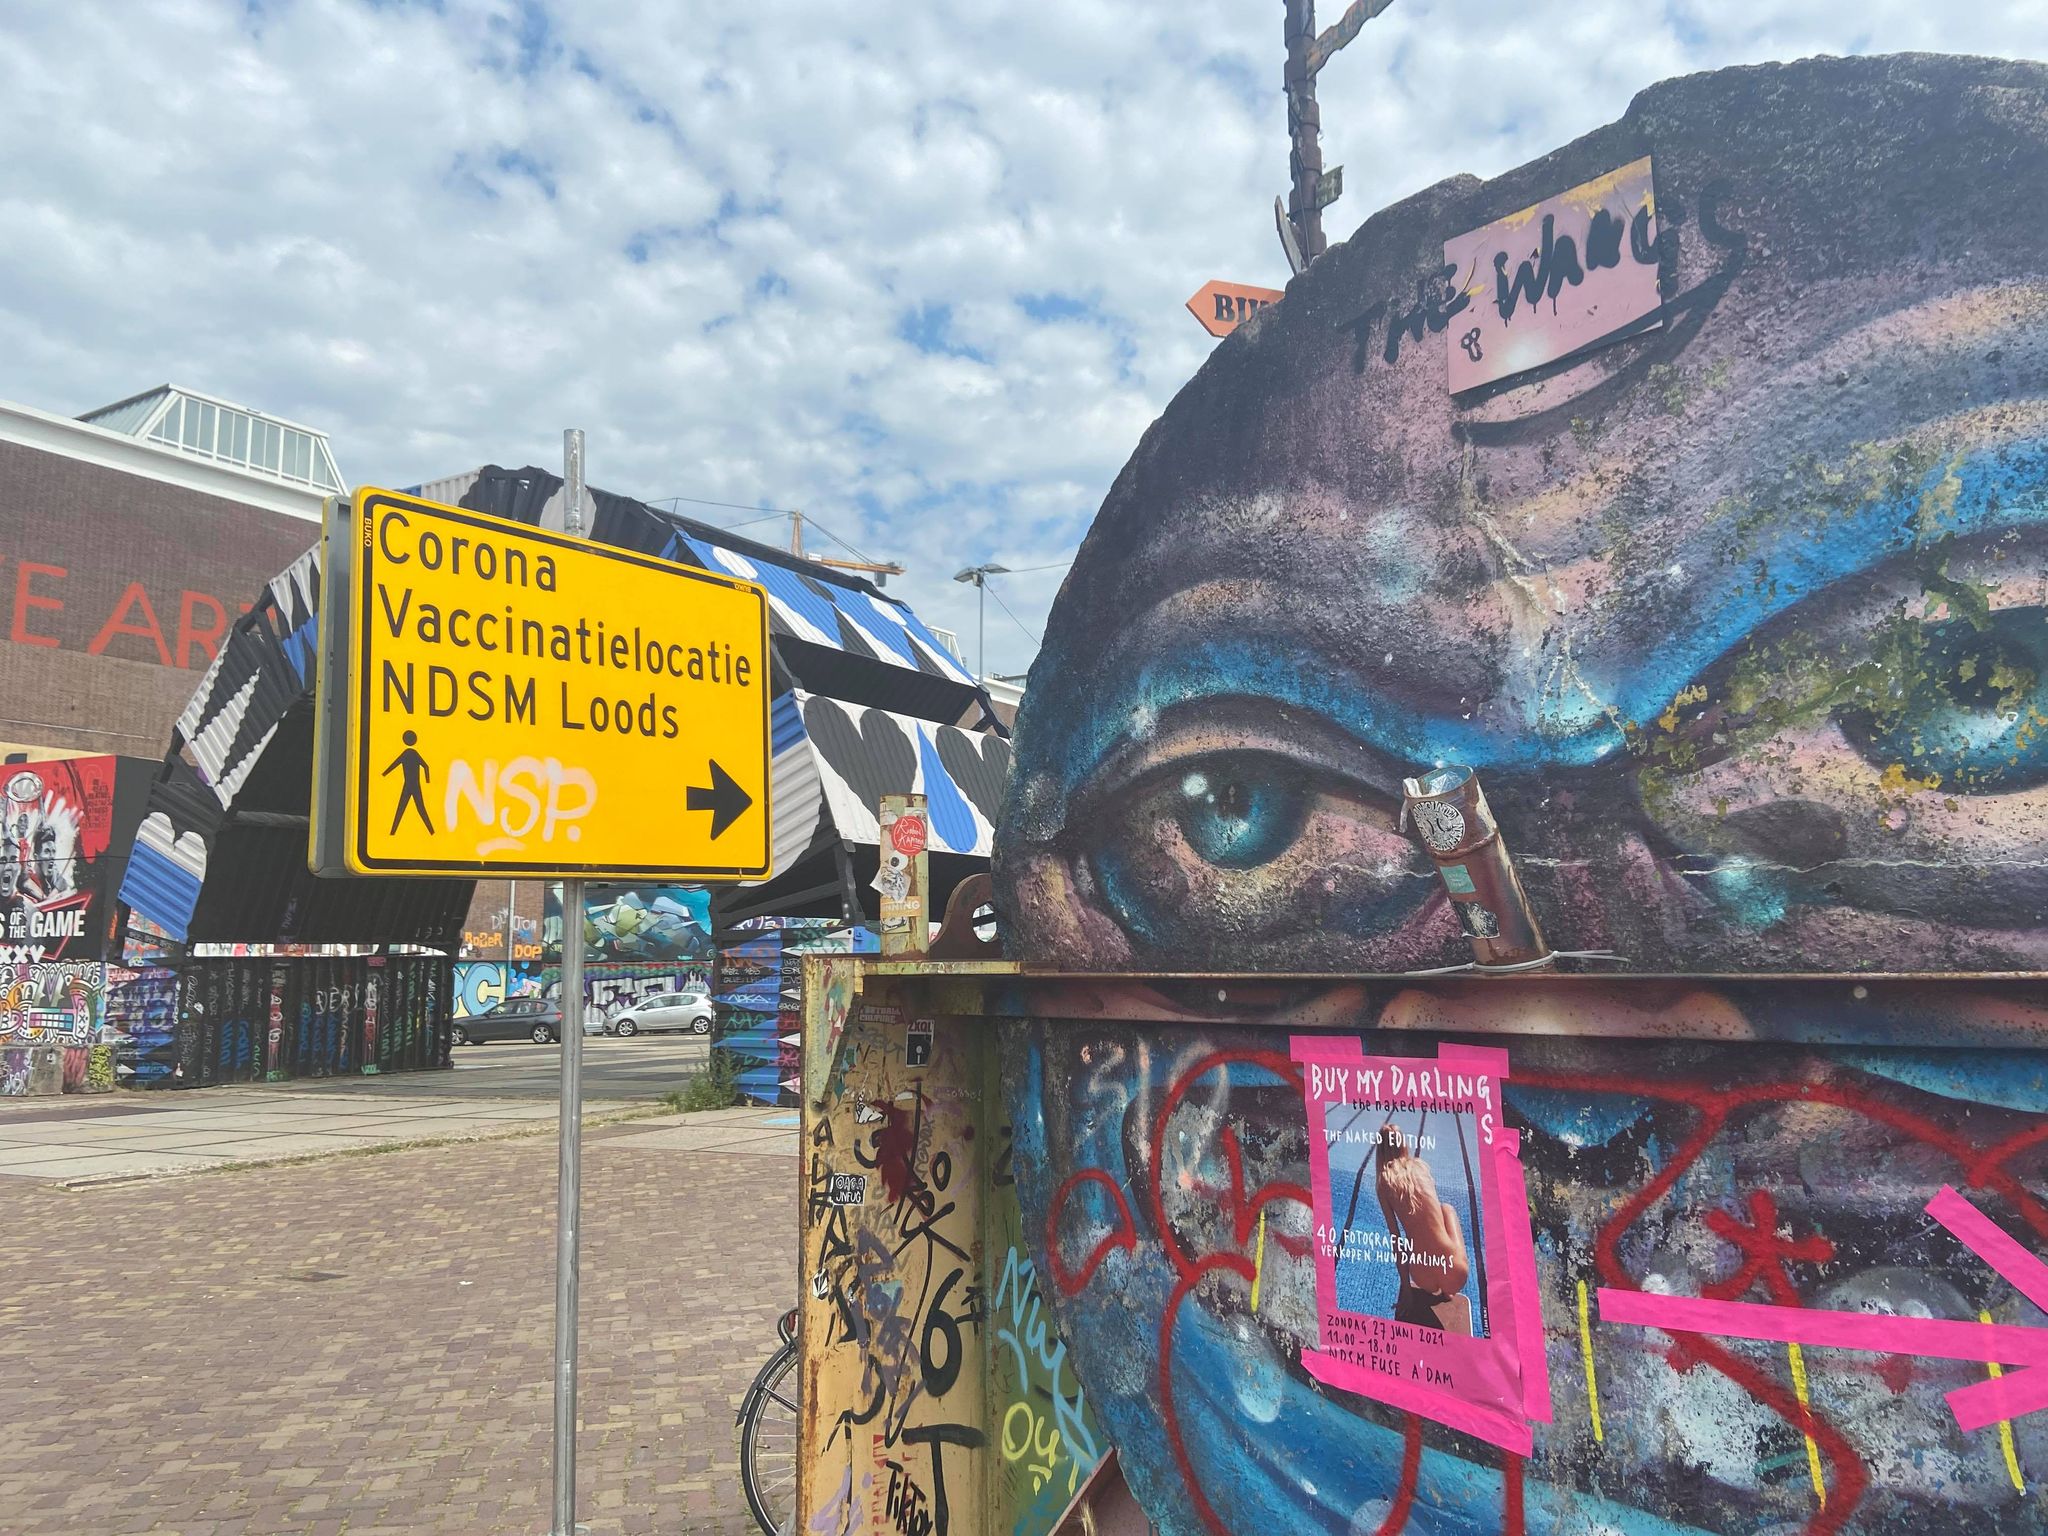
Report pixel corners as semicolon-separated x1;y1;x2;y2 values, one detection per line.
311;488;772;881
1186;279;1285;338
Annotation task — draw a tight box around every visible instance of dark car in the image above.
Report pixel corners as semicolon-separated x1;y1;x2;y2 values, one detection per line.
450;996;563;1046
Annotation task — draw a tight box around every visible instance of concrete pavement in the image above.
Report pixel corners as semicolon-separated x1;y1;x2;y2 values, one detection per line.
0;1037;726;1186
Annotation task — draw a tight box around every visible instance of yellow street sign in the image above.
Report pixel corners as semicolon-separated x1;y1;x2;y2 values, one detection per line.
315;488;772;880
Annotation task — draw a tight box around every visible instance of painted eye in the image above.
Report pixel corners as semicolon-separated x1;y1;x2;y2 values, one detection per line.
1085;749;1428;961
1839;609;2048;793
1171;763;1311;870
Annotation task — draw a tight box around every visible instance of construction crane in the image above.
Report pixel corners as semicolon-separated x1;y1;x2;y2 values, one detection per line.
786;510;904;585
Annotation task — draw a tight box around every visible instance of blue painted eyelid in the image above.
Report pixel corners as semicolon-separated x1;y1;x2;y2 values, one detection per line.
1042;437;2048;799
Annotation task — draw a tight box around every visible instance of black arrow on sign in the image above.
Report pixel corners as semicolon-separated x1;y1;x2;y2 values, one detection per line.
686;760;754;840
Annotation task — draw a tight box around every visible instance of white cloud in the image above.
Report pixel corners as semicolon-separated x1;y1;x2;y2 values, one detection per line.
1;0;2045;678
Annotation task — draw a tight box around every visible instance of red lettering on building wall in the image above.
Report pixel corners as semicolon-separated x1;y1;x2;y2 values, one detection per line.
176;590;229;667
5;560;254;672
9;561;65;647
88;582;174;665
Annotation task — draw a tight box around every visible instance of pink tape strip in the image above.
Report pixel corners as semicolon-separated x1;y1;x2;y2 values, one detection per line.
1927;1185;2048;1313
1301;1348;1534;1456
1494;1131;1553;1423
1596;1288;2048;1367
1436;1042;1512;1077
1948;1363;2048;1433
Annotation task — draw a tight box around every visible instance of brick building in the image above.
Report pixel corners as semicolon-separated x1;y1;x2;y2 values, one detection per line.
0;387;334;758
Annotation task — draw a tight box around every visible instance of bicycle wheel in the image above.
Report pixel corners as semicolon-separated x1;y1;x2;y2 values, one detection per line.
738;1338;800;1536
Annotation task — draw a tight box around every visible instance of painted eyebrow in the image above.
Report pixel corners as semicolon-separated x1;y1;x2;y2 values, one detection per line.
1052;630;1617;804
1591;432;2048;729
1044;432;2048;802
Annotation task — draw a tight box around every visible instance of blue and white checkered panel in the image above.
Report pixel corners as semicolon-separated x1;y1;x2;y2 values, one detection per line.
117;759;224;945
671;534;975;686
857;586;977;685
793;691;1010;857
133;541;321;937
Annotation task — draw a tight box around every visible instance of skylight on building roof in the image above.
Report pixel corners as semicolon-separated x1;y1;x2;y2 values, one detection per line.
79;385;346;493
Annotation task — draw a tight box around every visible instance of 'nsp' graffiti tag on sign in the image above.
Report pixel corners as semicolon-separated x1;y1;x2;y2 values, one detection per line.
313;488;771;881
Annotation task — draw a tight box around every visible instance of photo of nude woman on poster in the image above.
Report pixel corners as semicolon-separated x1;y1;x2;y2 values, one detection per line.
1324;1101;1489;1338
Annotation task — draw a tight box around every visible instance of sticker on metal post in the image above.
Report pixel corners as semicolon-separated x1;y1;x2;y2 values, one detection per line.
828;1173;868;1207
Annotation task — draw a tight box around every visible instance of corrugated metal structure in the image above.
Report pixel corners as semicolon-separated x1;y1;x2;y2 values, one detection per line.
440;465;993;729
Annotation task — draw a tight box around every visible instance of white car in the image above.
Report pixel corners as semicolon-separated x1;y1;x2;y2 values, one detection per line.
609;991;713;1037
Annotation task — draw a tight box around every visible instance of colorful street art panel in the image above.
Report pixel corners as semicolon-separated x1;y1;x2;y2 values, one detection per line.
450;959;550;1018
549;882;715;963
719;921;871;1107
106;965;178;1086
0;956;115;1096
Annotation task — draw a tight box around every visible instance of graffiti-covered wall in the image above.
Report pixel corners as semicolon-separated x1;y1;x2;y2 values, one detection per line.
799;966;1108;1536
1001;987;2048;1536
998;53;2048;977
145;954;449;1087
0;960;116;1096
449;959;710;1020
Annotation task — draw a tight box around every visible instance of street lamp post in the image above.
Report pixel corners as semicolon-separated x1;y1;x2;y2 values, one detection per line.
951;563;1009;682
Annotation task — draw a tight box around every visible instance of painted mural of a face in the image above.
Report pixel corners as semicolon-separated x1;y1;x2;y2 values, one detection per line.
990;51;2048;1536
998;54;2048;976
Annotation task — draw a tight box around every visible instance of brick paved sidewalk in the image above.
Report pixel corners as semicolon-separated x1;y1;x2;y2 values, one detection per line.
0;1122;796;1534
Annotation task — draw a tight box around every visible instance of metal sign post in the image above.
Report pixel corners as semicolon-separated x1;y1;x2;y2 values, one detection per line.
304;429;774;1536
551;428;588;1536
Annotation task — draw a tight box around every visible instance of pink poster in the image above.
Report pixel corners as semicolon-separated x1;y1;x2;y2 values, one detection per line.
1289;1037;1550;1452
1442;156;1661;394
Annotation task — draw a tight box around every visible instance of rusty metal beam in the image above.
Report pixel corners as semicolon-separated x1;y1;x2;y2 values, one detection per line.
1308;0;1395;75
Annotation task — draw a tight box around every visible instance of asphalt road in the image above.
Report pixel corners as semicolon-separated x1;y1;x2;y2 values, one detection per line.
296;1033;711;1100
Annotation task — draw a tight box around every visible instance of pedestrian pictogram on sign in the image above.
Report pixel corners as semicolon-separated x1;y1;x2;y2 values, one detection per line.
310;488;773;881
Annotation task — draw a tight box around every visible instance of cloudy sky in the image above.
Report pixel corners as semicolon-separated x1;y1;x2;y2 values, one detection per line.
4;2;2046;679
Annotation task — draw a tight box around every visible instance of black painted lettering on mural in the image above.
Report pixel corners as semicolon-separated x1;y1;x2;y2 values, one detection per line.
1341;200;1669;373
